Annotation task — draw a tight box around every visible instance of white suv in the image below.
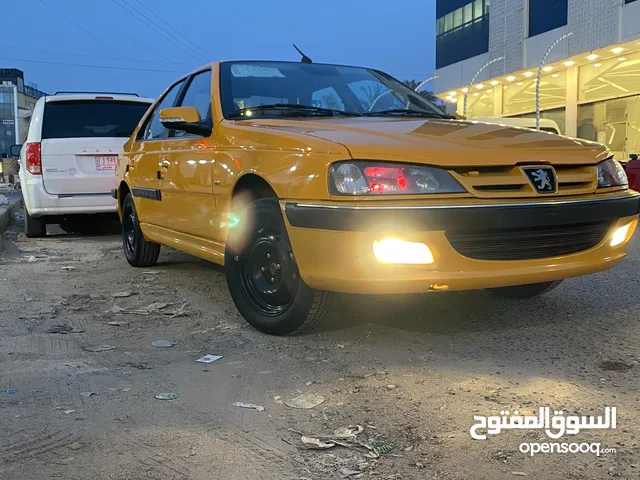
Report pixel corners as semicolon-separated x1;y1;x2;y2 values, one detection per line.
11;92;153;237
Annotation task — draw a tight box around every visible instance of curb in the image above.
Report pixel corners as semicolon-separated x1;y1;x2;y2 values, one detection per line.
0;195;22;250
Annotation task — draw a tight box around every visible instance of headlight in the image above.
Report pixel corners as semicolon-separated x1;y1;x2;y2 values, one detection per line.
329;161;465;195
597;158;628;188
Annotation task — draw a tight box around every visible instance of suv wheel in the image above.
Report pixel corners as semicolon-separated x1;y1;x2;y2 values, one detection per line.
24;210;46;238
486;280;563;299
122;193;160;267
224;197;333;336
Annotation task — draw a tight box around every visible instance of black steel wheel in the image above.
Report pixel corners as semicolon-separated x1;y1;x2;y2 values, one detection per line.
121;193;160;267
225;197;333;335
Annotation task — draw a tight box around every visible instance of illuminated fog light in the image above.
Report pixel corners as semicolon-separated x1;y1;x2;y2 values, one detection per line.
610;223;633;247
373;238;434;264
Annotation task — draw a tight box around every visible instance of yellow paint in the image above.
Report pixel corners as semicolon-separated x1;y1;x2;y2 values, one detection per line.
115;61;639;295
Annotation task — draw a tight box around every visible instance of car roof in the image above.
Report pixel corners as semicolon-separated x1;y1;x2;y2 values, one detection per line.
472;117;559;128
44;94;154;103
184;59;382;78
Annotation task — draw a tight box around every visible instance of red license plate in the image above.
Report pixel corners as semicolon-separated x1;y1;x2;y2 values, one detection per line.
96;156;118;171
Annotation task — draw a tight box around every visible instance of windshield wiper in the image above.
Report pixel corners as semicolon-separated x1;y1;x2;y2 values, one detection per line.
228;103;361;118
362;109;447;118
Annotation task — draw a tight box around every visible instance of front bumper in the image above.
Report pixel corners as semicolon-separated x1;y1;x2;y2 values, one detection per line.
282;193;640;294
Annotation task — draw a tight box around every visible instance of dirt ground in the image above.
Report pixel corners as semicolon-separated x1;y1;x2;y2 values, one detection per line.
1;213;639;480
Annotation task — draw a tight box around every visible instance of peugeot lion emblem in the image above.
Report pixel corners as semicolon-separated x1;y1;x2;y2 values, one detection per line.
522;166;557;194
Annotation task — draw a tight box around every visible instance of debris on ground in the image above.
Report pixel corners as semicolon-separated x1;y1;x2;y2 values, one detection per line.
46;324;74;334
143;271;161;275
107;320;128;327
285;393;326;409
289;425;385;459
196;354;222;363
112;292;135;298
61;266;76;271
232;402;265;412
155;393;179;400
7;389;16;394
511;473;528;477
27;256;37;263
63;409;76;414
0;195;9;205
108;388;131;392
122;362;152;370
54;250;62;256
80;392;96;398
82;344;116;352
339;467;362;477
152;340;177;348
385;385;397;390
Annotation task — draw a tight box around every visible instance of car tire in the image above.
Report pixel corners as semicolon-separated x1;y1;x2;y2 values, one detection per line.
224;197;333;336
486;280;563;299
121;193;160;267
24;210;46;238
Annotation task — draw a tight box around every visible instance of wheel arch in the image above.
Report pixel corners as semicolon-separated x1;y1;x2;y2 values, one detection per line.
231;173;278;202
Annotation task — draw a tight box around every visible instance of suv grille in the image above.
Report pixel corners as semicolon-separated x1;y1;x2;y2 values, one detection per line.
450;165;597;198
446;221;612;261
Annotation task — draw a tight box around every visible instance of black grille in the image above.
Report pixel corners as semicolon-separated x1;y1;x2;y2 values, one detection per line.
446;221;613;261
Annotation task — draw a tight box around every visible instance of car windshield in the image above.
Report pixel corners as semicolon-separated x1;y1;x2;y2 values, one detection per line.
220;61;446;119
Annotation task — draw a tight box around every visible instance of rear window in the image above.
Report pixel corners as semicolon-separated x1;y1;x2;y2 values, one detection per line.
41;100;150;139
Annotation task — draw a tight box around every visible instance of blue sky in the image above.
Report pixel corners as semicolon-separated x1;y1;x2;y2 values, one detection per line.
1;0;436;98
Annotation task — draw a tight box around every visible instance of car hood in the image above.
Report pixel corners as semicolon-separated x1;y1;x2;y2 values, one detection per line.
245;117;610;166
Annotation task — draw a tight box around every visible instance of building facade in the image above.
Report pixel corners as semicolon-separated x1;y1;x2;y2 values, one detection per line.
434;0;640;160
0;69;46;182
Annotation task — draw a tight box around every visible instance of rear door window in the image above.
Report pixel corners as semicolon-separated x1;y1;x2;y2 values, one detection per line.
41;101;150;139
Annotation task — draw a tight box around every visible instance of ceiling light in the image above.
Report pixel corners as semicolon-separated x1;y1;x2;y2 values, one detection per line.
587;54;598;61
551;73;560;78
462;87;469;93
612;47;624;54
476;84;484;89
503;86;508;89
564;60;575;67
516;82;523;86
618;57;627;62
594;63;602;68
543;66;553;72
506;76;516;82
449;91;457;96
445;96;453;101
490;80;499;85
487;89;493;93
524;71;533;77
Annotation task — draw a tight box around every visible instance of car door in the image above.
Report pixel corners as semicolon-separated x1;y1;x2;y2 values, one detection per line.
127;79;187;227
160;69;217;238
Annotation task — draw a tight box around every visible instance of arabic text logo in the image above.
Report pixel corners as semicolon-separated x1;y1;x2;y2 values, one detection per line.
469;407;616;440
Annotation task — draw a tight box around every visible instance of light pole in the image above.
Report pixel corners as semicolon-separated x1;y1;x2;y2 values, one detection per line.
463;56;504;117
415;75;439;93
535;32;573;130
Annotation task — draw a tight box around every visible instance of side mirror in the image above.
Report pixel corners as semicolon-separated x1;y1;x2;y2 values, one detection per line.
160;106;212;137
9;144;22;157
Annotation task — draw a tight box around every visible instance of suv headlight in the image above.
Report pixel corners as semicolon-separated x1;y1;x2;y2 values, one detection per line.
329;161;466;195
597;158;628;188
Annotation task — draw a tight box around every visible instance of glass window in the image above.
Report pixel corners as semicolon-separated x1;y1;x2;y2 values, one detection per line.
41;101;150;139
579;51;640;103
503;70;567;115
142;79;186;141
453;8;463;28
529;0;568;37
445;12;453;31
485;0;490;14
178;70;212;123
466;88;495;118
437;16;445;35
463;3;473;23
474;0;483;19
512;107;566;135
219;62;445;118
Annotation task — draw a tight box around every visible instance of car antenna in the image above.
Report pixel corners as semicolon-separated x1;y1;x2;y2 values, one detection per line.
293;44;312;64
